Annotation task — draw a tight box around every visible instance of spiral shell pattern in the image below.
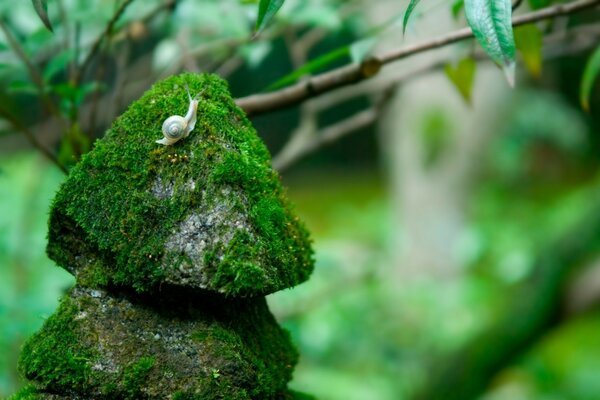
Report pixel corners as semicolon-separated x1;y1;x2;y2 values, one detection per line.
162;116;187;139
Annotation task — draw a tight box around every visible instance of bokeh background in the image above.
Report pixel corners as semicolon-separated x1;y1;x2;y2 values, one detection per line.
2;0;600;399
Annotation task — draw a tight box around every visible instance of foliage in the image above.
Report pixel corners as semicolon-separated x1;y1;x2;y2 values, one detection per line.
514;24;543;79
256;0;286;34
444;57;476;104
30;0;52;32
580;45;600;112
2;0;600;399
0;154;73;397
48;73;313;295
464;0;515;85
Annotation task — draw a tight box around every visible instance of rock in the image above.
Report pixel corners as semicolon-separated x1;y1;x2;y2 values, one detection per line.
17;286;297;400
15;73;314;399
47;73;313;296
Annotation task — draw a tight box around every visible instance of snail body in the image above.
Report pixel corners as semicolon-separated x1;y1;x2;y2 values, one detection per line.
157;86;203;146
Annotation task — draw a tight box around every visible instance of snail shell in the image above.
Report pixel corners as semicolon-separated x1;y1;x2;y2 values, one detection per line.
161;115;190;142
156;86;201;146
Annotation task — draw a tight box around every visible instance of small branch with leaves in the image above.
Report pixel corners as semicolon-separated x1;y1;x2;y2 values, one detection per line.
236;0;600;116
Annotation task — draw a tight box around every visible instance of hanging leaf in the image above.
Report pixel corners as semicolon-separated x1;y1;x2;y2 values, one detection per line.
514;24;542;79
451;0;465;19
255;0;285;34
580;45;600;112
31;0;53;33
444;57;476;104
464;0;516;86
402;0;422;34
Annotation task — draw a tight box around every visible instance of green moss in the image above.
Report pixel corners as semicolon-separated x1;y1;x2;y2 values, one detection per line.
7;385;41;400
18;294;96;393
47;73;313;296
122;356;156;400
16;287;297;399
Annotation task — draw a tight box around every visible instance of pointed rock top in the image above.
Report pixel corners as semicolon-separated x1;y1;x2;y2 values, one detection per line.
47;73;313;296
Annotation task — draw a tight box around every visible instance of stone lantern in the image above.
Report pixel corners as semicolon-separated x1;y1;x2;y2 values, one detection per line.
12;74;314;400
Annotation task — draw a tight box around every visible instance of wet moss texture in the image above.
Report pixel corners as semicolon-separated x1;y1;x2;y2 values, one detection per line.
13;73;315;399
47;73;313;296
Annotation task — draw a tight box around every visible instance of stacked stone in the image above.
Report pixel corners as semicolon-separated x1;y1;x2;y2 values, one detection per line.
12;74;314;400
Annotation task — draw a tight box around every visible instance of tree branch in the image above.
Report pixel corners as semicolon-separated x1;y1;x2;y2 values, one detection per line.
236;0;600;116
273;88;396;171
75;0;135;84
268;23;600;172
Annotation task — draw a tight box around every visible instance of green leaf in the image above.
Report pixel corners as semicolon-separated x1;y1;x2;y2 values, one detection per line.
514;24;542;79
580;45;600;112
451;0;465;19
255;0;285;34
7;80;39;95
50;81;104;107
444;57;476;104
464;0;516;86
43;49;75;82
265;46;350;91
31;0;53;33
527;0;550;10
402;0;422;34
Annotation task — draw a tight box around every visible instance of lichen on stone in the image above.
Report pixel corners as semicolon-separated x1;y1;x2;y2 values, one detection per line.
15;73;315;399
17;287;298;399
46;73;314;296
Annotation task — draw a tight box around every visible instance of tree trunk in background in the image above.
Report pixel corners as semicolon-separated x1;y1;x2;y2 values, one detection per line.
367;0;511;280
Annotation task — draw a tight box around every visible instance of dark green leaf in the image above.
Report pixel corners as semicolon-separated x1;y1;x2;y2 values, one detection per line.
265;46;350;91
580;45;600;112
402;0;422;34
31;0;53;33
464;0;516;86
527;0;550;10
7;80;39;95
75;81;105;105
43;49;75;82
255;0;285;34
444;57;476;104
452;0;465;19
514;24;542;78
50;81;105;106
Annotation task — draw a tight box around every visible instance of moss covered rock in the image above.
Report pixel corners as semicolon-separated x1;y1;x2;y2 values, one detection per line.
15;73;314;399
17;286;297;400
47;73;313;296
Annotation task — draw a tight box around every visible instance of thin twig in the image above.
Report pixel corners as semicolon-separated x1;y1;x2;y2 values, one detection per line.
512;0;525;11
236;0;600;116
75;0;135;83
273;88;396;171
272;22;600;172
271;23;330;171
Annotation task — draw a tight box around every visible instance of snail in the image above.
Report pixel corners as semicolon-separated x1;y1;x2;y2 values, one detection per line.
157;85;205;146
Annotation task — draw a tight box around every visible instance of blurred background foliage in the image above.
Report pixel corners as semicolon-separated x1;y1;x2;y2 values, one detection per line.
2;0;600;399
